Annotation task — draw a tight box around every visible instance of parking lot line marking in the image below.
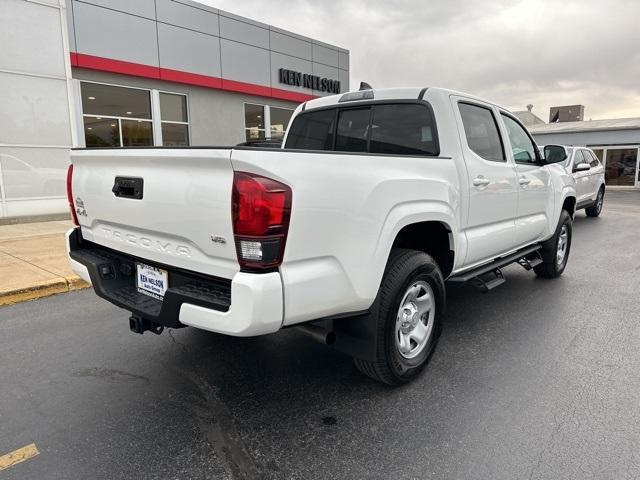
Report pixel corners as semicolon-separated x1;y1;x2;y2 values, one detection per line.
0;443;40;471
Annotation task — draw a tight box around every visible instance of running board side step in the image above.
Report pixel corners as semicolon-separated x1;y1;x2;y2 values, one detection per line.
447;244;542;292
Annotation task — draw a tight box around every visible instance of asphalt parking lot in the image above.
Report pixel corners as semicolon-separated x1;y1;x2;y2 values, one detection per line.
1;191;639;480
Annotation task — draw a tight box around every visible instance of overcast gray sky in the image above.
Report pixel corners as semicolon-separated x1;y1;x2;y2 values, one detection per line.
198;0;640;120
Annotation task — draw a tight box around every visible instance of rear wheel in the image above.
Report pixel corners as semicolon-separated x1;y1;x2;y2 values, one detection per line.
585;188;604;217
353;249;445;385
534;209;572;278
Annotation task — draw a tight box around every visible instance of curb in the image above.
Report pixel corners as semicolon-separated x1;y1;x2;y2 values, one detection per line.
0;276;90;306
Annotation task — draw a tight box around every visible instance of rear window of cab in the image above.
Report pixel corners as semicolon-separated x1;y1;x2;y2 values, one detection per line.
284;103;439;156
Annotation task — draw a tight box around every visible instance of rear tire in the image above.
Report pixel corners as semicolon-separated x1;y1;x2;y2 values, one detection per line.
585;188;604;217
353;249;445;385
534;210;572;279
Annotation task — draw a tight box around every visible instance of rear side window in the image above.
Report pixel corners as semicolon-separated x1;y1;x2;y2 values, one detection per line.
370;104;437;155
335;108;370;152
285;109;335;150
284;102;440;156
459;103;505;162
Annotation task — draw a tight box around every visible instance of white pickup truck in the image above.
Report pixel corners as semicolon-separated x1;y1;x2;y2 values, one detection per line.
67;87;576;385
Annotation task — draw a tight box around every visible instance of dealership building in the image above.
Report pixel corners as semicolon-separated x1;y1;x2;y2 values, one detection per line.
530;119;640;188
1;0;350;220
514;104;640;189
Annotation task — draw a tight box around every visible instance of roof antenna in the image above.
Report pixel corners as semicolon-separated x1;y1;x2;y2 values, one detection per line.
359;81;373;91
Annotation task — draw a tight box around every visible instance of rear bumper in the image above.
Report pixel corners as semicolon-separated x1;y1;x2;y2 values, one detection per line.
66;228;283;336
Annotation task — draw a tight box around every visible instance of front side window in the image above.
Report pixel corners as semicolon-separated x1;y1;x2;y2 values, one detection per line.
81;82;153;148
160;93;189;146
458;103;505;162
370;104;437;155
586;150;600;167
573;149;585;168
335;108;370;152
592;149;604;162
285;109;335;150
500;114;538;164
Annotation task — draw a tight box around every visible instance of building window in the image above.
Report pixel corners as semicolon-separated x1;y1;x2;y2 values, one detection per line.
80;82;190;147
244;104;265;140
160;92;189;146
81;82;153;147
244;104;293;141
270;107;293;139
604;148;638;186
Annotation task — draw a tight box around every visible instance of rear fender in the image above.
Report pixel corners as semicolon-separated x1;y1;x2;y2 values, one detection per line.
371;201;458;289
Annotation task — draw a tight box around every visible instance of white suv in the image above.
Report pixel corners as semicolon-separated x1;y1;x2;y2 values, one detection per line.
564;147;605;217
543;145;605;217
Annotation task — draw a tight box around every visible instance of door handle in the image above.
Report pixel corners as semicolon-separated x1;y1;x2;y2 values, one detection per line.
519;177;531;186
472;176;490;187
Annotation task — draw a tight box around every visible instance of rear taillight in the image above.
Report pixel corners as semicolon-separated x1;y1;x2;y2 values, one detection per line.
66;164;80;226
232;171;292;270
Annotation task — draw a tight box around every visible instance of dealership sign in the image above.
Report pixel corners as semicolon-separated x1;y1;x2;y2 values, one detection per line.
278;68;341;94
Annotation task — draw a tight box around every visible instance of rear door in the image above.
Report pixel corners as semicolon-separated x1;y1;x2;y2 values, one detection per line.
499;112;552;247
584;149;604;200
452;97;518;265
71;148;239;279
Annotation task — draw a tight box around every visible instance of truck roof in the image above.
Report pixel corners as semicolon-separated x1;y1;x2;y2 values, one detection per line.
302;86;506;112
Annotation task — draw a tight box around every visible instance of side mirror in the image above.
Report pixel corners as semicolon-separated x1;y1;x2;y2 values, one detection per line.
574;163;591;172
543;145;568;164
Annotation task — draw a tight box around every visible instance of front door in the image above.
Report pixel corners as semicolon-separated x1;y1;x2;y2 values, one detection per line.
499;112;552;247
453;97;518;266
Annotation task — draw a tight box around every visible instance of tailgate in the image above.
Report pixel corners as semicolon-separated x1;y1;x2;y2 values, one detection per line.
70;148;239;279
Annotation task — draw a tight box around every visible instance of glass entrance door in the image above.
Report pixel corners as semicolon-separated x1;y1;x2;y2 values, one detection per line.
591;146;639;187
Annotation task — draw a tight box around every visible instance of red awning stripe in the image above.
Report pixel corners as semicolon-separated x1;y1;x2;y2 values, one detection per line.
72;52;316;103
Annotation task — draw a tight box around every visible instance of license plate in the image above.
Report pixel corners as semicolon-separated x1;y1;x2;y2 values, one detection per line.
136;263;168;300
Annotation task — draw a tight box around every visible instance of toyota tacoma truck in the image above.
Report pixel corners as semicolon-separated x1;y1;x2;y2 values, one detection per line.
66;87;576;385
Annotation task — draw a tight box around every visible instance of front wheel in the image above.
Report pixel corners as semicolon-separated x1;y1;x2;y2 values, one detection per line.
534;209;572;278
353;249;445;385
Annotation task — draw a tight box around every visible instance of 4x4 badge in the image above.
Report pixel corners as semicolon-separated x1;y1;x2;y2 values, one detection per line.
75;197;87;217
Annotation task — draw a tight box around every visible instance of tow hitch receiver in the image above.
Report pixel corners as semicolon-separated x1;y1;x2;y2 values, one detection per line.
129;315;164;335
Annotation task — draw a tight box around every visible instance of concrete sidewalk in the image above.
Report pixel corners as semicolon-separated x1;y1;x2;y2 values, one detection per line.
0;221;89;305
